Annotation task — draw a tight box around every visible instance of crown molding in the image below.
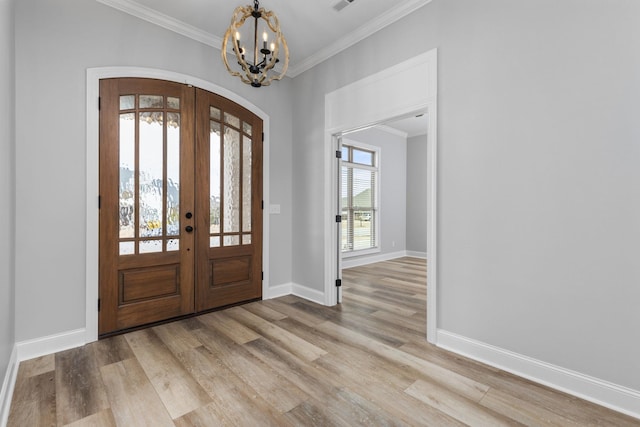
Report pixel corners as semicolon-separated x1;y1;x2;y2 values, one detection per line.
96;0;221;48
287;0;433;77
96;0;432;78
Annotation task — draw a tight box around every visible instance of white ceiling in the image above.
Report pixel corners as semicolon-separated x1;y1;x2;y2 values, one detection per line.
96;0;431;136
97;0;432;77
384;114;429;138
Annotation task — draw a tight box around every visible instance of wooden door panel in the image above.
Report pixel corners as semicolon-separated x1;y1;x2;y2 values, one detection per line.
211;256;251;286
195;89;263;312
119;265;180;303
99;78;195;336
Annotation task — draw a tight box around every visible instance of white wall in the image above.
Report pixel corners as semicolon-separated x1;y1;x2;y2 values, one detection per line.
406;134;428;254
292;0;640;396
14;0;293;342
343;127;407;263
0;0;16;392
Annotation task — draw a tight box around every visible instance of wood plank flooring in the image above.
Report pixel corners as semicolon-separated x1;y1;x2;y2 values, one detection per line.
7;257;638;426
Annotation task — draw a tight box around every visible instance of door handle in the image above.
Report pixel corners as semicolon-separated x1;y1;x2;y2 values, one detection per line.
185;225;194;233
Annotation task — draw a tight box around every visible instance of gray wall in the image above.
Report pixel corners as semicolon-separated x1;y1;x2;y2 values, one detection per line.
292;0;640;392
14;0;293;341
343;127;407;261
0;0;16;388
406;134;428;254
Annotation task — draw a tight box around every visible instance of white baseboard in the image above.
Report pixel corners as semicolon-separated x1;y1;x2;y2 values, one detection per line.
436;330;640;420
406;250;427;259
16;328;86;363
291;282;326;306
0;345;18;427
264;282;293;300
342;250;408;269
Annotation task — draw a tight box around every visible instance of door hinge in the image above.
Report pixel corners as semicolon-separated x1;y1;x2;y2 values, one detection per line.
98;298;101;311
335;279;342;287
98;97;101;110
98;195;101;209
261;271;264;281
261;200;264;210
262;132;264;142
335;215;342;223
335;150;342;159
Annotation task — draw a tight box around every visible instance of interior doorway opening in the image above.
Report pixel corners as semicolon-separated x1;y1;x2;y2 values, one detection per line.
334;111;429;312
322;48;437;343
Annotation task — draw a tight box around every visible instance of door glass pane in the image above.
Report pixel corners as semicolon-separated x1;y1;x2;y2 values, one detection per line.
139;112;164;238
224;235;239;246
242;135;252;232
242;234;251;245
223;127;240;233
224;112;240;128
210;107;221;120
167;97;180;109
119;113;135;238
210;121;221;234
166;112;180;237
119;95;135;110
242;121;252;136
167;239;179;251
140;95;163;108
210;236;220;247
140;240;162;253
119;241;134;255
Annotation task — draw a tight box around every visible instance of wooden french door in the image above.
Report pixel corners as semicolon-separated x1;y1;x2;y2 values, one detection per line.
99;78;262;336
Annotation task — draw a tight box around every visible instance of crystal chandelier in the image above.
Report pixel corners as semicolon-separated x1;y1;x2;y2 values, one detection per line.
221;0;289;87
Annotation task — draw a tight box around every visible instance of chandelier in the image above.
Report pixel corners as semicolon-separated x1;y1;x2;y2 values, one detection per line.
221;0;289;87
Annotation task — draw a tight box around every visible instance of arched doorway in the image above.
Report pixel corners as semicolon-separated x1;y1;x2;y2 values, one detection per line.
96;77;265;336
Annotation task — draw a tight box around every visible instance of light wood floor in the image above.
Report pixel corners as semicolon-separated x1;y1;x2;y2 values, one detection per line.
8;257;638;426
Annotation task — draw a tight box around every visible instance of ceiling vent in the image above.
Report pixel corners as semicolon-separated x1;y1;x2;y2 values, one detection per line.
333;0;355;12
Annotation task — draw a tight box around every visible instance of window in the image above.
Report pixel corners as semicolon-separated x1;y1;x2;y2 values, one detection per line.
341;142;379;255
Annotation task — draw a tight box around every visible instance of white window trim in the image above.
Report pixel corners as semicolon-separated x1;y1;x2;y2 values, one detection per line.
341;139;381;258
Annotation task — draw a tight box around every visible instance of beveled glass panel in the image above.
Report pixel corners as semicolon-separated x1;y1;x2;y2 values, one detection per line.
210;121;221;234
242;121;252;136
139;240;162;253
242;234;251;245
167;239;179;251
242;135;252;232
210;106;221;120
166;112;180;237
223;127;240;233
119;113;135;239
224;235;239;246
210;236;220;248
224;112;240;128
119;241;134;255
167;97;180;109
119;95;135;110
140;95;163;108
139;112;164;238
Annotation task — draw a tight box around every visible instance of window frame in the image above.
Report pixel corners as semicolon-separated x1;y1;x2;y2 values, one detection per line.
340;140;381;258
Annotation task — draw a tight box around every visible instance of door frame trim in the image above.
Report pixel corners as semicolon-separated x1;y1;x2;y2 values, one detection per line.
85;67;271;343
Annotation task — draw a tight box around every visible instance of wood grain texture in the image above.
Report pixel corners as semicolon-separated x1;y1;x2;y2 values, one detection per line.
8;257;639;426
